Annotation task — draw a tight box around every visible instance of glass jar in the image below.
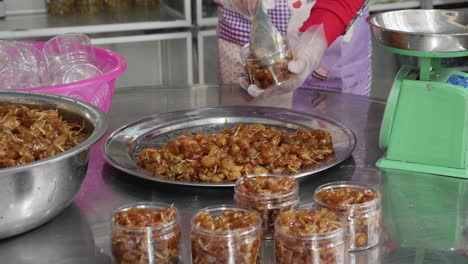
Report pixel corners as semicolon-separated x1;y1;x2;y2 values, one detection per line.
47;0;75;15
191;205;262;264
106;0;133;12
134;0;159;9
274;207;348;264
313;181;382;251
111;202;182;264
76;0;105;14
234;175;299;239
242;44;293;90
349;243;381;264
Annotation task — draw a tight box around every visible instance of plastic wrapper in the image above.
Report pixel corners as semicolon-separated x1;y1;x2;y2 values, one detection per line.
243;45;293;90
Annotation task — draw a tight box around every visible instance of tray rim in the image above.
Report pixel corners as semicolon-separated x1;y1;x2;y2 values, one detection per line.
103;106;357;187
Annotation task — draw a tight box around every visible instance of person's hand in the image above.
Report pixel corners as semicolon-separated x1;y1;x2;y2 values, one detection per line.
240;25;327;98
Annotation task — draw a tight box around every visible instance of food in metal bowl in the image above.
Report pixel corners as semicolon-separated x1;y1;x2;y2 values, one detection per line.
136;122;334;183
0;104;89;168
0;91;107;240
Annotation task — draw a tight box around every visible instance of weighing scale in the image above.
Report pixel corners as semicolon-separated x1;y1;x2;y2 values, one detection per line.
367;10;468;178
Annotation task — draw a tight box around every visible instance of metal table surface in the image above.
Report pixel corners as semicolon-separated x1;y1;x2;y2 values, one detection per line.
0;85;467;264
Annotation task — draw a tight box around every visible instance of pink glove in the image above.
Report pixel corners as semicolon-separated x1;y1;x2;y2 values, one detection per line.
214;0;275;18
240;25;327;98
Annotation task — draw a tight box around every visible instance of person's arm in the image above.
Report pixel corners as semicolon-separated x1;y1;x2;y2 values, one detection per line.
300;0;367;45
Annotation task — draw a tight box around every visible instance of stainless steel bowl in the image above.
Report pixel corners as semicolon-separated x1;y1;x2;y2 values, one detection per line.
367;9;468;52
0;91;107;239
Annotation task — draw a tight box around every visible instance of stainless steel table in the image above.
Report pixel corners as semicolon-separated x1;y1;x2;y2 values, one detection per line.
0;85;467;264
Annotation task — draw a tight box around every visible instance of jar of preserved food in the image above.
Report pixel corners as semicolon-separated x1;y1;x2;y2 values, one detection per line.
275;207;348;264
134;0;159;9
191;206;262;264
47;0;75;15
111;202;182;264
234;175;299;239
76;0;105;14
106;0;133;11
313;181;382;251
242;44;293;90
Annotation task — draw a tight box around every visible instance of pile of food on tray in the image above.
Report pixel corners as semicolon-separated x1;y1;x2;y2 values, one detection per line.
136;122;334;183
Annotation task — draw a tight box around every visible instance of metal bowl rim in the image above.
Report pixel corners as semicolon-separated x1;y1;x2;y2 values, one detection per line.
366;9;468;37
0;90;108;175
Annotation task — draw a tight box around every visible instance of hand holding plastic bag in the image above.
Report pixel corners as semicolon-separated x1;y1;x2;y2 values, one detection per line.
240;25;327;98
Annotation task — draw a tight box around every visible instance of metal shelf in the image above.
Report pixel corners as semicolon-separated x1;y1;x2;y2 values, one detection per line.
369;1;421;12
433;0;468;6
0;2;191;39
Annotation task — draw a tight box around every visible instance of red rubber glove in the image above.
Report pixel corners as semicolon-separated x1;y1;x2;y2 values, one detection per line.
300;0;367;45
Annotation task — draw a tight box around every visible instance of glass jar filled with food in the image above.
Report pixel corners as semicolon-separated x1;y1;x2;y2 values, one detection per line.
234;174;299;239
243;44;293;90
191;206;262;264
111;202;182;264
134;0;159;9
275;207;348;264
106;0;133;12
47;0;75;15
313;181;382;251
76;0;105;14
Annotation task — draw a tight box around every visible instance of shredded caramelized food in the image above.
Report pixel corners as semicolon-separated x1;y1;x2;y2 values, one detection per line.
193;209;259;232
137;123;334;183
113;207;177;228
275;208;347;264
276;208;344;235
315;186;382;250
244;51;293;90
0;104;88;168
315;187;377;207
191;209;262;263
111;207;181;264
237;175;297;196
234;175;298;237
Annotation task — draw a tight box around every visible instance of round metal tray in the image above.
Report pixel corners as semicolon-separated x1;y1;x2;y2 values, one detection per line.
367;9;468;53
104;106;356;187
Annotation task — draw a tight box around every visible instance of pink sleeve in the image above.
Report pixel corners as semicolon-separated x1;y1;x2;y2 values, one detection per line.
299;0;367;46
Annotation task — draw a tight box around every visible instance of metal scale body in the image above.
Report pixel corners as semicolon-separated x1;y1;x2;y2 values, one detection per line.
368;10;468;178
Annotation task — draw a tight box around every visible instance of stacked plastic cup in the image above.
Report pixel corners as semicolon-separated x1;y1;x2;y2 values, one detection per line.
43;33;103;86
0;41;43;89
